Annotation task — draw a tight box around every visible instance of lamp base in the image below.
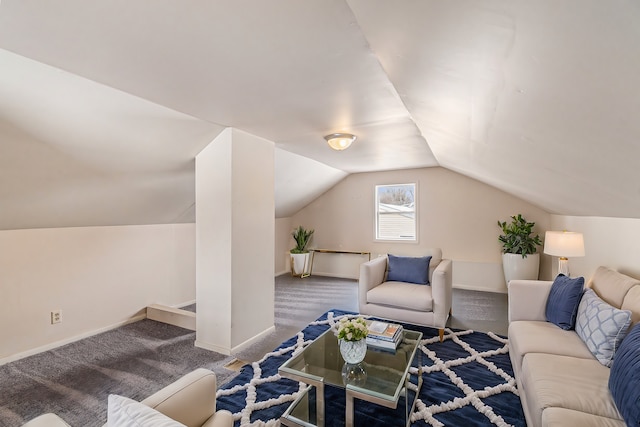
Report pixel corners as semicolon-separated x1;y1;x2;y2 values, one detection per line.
558;257;570;276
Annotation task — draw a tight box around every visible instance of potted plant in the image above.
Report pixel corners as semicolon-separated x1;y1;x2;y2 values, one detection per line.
497;214;542;286
290;226;314;277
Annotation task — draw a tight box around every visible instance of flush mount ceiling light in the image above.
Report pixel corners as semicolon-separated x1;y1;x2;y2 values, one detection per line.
324;133;356;151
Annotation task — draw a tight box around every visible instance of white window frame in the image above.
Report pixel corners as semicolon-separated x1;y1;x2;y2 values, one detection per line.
374;183;418;242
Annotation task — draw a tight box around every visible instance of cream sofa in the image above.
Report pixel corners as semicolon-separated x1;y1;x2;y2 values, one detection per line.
22;368;233;427
359;249;453;341
508;267;640;427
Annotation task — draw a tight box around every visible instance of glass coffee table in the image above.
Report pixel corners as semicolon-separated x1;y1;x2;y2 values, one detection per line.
278;328;423;427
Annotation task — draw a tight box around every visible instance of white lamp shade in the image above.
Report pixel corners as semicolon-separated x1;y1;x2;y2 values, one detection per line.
543;231;585;258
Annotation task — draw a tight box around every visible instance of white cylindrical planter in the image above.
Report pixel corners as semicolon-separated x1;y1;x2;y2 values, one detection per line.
290;253;310;277
502;253;540;287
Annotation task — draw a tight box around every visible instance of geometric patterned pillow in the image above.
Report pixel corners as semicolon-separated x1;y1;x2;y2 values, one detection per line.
575;288;632;367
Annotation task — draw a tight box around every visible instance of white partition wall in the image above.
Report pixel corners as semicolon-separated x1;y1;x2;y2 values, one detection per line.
195;128;275;355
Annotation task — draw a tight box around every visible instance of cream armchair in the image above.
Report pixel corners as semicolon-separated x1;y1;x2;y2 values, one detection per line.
22;369;233;427
359;249;453;341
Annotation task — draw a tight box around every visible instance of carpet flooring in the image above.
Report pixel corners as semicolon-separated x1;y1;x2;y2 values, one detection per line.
0;320;236;427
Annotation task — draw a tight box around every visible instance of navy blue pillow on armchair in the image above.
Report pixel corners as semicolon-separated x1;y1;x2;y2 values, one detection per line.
386;254;432;285
545;274;585;330
609;322;640;427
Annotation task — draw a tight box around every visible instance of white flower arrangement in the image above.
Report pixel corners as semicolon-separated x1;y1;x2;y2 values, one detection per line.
336;317;368;341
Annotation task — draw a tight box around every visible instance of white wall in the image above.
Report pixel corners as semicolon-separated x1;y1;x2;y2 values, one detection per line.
290;167;551;292
0;223;195;364
549;215;640;281
275;217;292;275
195;128;275;355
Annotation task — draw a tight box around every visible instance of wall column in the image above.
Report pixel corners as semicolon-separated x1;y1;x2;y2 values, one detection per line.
195;128;275;355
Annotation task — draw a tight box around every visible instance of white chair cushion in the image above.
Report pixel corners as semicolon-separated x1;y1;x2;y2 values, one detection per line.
366;281;433;312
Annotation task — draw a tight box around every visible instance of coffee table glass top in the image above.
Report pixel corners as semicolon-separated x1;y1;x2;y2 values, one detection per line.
279;327;422;403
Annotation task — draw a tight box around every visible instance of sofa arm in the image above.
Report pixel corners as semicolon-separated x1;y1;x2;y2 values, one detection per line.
431;259;453;326
142;368;222;427
508;280;553;322
358;256;387;308
22;414;71;427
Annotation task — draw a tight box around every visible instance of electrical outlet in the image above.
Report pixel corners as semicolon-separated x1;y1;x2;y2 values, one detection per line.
51;310;62;324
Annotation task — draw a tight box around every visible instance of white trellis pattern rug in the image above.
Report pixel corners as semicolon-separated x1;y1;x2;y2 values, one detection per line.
216;310;525;427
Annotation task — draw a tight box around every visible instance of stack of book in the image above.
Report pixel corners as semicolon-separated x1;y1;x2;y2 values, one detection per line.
365;320;403;351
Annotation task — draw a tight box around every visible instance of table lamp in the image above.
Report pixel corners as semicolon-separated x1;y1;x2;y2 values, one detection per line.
543;231;585;277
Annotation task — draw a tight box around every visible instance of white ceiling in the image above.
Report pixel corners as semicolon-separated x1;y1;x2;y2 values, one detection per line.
0;1;639;230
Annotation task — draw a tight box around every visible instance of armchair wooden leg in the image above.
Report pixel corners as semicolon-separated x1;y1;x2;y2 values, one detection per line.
449;307;452;315
439;328;444;342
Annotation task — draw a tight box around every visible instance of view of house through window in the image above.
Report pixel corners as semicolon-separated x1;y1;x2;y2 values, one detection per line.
375;183;416;241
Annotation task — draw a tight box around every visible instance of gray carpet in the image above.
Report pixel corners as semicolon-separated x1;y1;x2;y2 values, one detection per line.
0;320;236;427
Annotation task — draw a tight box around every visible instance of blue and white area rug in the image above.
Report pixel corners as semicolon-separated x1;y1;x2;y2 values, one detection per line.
216;310;525;427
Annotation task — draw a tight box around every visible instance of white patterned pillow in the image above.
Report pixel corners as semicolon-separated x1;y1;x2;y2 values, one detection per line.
107;394;186;427
575;288;632;367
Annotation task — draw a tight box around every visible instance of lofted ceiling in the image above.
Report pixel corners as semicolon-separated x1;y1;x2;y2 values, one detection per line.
0;1;639;230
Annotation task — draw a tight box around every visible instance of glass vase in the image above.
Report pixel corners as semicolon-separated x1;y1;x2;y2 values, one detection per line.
339;338;367;364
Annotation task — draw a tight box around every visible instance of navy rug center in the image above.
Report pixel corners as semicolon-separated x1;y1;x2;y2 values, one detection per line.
216;310;525;427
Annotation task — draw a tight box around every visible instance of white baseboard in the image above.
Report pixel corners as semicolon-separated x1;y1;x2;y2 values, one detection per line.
0;314;147;366
194;325;276;356
232;325;277;354
147;304;196;331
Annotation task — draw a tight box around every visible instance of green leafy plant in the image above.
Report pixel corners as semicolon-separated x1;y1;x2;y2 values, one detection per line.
290;226;314;254
497;214;542;258
336;317;368;341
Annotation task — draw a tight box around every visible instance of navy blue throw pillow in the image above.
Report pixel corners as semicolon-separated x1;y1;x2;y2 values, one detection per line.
386;254;432;285
609;323;640;427
545;274;585;330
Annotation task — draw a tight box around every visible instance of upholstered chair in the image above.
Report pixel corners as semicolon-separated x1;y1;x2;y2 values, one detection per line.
358;249;453;341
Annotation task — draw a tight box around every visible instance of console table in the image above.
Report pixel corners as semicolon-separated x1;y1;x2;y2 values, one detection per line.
307;249;371;277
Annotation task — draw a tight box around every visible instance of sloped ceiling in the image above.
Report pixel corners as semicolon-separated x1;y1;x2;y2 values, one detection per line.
0;1;638;230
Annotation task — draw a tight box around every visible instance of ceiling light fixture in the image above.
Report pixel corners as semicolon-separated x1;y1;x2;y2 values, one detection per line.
324;133;356;151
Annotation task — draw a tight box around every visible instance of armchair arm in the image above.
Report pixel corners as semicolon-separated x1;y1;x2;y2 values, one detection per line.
431;259;453;327
142;368;227;427
22;414;70;427
508;280;553;322
358;256;387;308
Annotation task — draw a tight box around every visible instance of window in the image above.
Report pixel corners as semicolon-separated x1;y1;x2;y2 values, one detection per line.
375;183;417;241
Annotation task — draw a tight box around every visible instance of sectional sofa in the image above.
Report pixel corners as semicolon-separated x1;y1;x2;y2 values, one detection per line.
508;266;640;427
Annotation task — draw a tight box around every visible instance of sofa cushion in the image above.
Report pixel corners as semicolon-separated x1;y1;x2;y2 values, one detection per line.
588;266;640;309
508;320;594;378
108;394;187;427
520;353;622;423
609;323;640;427
366;281;433;311
621;285;640;327
545;274;585;330
387;254;431;285
575;288;632;367
542;407;627;427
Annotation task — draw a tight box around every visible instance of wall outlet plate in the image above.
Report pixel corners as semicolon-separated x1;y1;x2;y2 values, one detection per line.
51;310;62;324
